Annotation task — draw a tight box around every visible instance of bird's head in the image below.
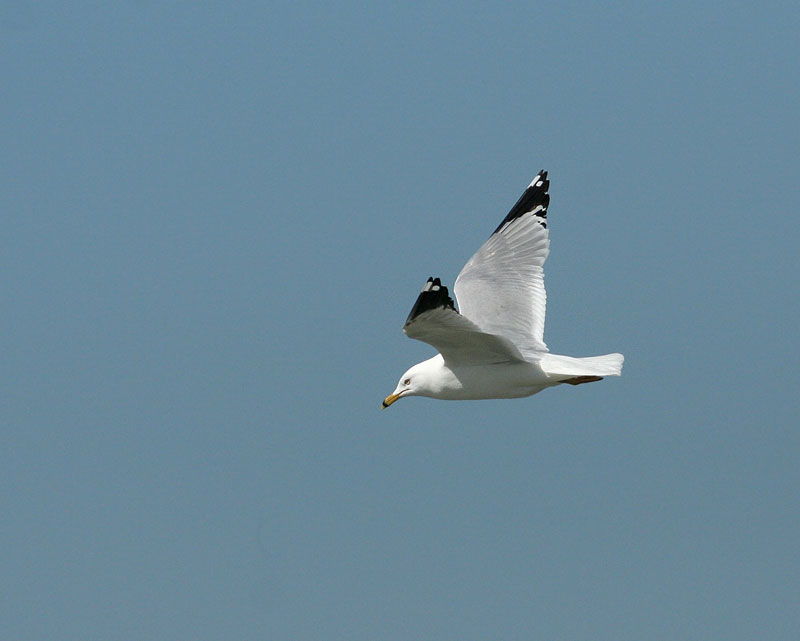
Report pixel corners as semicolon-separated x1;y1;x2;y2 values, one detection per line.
382;361;437;409
382;365;422;409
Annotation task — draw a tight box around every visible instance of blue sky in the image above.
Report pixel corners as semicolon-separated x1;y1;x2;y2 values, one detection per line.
2;2;798;639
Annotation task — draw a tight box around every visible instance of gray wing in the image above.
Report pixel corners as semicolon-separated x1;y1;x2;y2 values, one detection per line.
402;278;524;365
454;171;550;358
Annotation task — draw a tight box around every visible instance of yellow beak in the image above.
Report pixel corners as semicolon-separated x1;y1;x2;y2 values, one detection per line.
382;393;401;409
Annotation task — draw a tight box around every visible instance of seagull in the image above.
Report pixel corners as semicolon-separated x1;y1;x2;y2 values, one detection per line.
383;170;623;408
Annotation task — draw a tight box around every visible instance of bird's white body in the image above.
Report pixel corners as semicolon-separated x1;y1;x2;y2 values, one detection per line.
409;354;553;400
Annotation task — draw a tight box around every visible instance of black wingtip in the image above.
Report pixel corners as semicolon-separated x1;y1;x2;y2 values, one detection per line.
492;170;550;234
403;277;457;326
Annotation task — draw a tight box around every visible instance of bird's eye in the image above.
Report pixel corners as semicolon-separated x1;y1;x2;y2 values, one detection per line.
404;378;411;385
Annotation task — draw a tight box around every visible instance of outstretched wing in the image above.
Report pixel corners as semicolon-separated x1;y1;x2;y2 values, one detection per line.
454;170;550;357
402;278;524;365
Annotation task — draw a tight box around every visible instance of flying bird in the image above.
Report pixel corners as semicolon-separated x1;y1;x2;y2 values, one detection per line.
383;170;623;408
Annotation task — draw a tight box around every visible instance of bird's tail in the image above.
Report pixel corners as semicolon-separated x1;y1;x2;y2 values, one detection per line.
539;352;624;379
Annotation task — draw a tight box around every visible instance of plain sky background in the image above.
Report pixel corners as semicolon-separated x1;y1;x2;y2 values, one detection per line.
2;2;798;639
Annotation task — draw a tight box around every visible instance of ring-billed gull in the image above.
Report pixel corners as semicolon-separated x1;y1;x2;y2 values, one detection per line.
383;170;623;408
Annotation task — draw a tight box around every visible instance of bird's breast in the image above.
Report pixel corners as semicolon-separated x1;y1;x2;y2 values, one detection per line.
435;361;553;400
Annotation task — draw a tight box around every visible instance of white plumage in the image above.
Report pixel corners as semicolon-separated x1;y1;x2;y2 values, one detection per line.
382;171;623;408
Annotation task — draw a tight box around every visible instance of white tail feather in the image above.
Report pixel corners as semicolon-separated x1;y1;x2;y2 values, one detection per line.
539;352;624;378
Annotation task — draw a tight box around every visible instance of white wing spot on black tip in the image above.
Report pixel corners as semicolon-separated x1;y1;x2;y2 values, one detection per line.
492;169;550;234
404;277;457;326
